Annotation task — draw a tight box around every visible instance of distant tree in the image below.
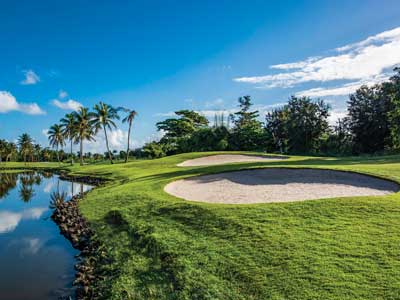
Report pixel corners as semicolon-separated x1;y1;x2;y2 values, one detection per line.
387;68;400;148
0;140;7;163
156;110;209;139
92;102;120;164
321;118;353;155
142;142;166;158
348;85;392;153
73;107;96;166
48;124;66;163
229;96;265;151
180;126;230;152
266;96;330;154
265;108;288;153
60;113;77;165
122;108;138;163
17;133;34;164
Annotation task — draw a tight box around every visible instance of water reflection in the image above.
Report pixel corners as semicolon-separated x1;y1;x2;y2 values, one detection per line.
0;171;92;299
0;173;18;199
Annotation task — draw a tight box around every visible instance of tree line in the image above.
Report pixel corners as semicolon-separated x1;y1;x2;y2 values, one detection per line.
0;102;137;165
1;68;400;164
143;68;400;157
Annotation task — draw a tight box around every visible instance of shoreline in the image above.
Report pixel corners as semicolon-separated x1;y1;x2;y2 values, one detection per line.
51;174;108;300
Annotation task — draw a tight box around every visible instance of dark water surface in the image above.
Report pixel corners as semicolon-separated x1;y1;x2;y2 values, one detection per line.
0;172;92;300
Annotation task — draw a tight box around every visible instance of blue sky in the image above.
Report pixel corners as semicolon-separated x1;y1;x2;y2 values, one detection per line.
1;0;400;153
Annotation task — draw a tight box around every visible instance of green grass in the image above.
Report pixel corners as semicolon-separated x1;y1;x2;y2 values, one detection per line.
8;152;400;299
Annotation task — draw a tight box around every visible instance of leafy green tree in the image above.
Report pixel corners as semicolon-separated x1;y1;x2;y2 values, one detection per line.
180;126;230;152
48;124;66;163
266;96;330;154
321;118;353;155
142;142;166;158
60;113;77;165
229;96;265;151
387;68;400;148
73;107;96;166
92;102;120;164
265;108;288;153
156;110;209;139
122;109;138;163
348;85;392;154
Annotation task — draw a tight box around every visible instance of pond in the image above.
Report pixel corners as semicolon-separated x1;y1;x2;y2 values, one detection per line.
0;171;92;299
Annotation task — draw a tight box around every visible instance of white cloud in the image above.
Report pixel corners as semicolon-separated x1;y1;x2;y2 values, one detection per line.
0;91;46;115
20;70;40;85
85;129;129;153
0;211;21;233
43;181;54;193
0;207;47;234
42;128;49;137
58;90;68;99
234;27;400;89
296;74;391;97
205;98;225;108
22;207;47;219
329;109;348;125
52;99;82;111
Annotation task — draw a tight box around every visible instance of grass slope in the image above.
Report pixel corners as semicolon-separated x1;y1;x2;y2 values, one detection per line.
11;152;400;299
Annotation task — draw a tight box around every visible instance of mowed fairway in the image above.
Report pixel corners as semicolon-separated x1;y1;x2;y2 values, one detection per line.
55;152;400;299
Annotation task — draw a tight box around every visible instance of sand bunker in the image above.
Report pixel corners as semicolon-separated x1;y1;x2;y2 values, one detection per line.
178;154;286;167
165;168;399;204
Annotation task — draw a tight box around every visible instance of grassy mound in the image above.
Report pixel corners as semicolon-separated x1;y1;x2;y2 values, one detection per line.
34;153;400;299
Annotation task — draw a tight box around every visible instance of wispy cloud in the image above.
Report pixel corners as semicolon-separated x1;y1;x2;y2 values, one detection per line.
58;90;68;99
0;91;46;115
52;99;83;111
20;70;40;85
234;27;400;94
296;74;391;97
205;98;225;108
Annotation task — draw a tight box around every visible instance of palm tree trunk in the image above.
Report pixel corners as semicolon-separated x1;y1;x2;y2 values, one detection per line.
70;139;73;166
125;121;132;163
80;138;83;166
56;145;60;164
103;125;113;164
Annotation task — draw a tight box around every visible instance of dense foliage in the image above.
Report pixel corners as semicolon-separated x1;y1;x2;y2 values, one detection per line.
146;69;400;157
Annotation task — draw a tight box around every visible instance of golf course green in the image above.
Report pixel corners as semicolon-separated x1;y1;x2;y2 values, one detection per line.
4;151;400;300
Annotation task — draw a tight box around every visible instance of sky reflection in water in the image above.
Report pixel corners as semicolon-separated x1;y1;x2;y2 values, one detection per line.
0;172;92;299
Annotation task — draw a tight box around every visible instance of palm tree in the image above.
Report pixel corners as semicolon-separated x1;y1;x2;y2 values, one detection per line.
60;113;77;165
73;107;96;166
17;133;33;164
92;101;120;164
33;144;42;162
7;142;17;162
122;109;138;163
48;124;66;163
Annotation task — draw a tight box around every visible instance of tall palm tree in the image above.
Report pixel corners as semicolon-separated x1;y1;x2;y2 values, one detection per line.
92;101;120;164
60;113;77;165
122;109;138;163
6;142;17;162
73;107;96;166
48;124;66;163
33;144;42;162
17;133;33;164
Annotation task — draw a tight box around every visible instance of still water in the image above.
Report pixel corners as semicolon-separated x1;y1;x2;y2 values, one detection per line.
0;172;92;299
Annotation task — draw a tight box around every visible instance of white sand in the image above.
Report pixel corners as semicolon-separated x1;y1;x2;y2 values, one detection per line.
164;168;399;204
177;154;286;167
